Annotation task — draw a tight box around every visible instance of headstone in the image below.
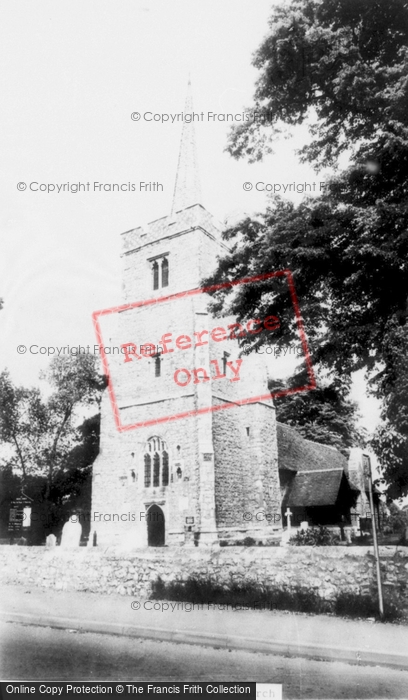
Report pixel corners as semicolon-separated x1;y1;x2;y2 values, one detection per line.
46;533;57;547
344;527;352;545
300;521;309;531
60;516;82;548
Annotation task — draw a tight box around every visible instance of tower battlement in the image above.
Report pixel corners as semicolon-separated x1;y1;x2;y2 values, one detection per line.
120;203;223;254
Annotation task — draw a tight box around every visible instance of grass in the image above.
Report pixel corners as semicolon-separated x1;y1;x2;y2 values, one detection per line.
151;576;404;622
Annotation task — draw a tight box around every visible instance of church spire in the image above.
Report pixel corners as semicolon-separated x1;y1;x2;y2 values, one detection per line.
170;79;202;216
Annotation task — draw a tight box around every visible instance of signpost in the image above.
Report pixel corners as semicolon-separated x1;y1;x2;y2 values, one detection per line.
363;454;384;618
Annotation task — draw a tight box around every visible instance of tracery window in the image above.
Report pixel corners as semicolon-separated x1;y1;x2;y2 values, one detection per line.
144;437;169;488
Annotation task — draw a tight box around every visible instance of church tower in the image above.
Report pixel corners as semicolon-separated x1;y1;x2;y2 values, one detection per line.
90;83;282;548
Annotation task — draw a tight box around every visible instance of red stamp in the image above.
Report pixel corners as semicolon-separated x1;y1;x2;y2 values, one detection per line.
92;270;315;432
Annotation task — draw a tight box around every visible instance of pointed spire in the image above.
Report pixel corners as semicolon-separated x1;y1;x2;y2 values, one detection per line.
170;79;202;216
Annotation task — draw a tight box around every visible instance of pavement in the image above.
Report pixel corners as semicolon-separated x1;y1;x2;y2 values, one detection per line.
1;584;408;671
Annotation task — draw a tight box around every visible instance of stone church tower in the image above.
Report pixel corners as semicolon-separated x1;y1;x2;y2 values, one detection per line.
90;83;282;548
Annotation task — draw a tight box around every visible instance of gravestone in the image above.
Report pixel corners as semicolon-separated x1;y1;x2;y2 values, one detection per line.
46;533;57;547
344;527;352;545
60;516;82;548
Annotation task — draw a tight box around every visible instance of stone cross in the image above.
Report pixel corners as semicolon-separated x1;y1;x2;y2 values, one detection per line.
285;507;293;530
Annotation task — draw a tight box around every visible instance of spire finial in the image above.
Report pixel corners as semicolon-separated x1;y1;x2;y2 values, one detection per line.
170;80;202;216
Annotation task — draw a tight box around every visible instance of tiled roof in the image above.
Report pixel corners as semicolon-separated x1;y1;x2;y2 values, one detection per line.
277;422;357;508
287;469;344;507
277;422;348;473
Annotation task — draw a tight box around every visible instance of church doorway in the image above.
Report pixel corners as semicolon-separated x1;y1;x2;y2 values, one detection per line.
147;504;165;546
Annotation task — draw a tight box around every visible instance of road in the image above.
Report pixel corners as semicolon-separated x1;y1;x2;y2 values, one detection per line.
1;622;408;699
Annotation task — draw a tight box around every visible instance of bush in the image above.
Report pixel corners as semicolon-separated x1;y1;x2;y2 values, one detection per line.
151;576;403;622
151;576;330;614
242;537;256;547
289;526;341;546
334;592;401;622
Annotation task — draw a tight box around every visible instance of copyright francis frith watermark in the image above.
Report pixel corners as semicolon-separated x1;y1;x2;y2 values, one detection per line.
92;270;315;432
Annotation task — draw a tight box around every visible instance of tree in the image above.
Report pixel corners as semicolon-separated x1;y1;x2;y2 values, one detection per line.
227;0;408;169
38;354;105;500
371;323;408;498
52;413;101;525
272;373;366;455
203;0;408;496
0;372;45;484
0;355;106;539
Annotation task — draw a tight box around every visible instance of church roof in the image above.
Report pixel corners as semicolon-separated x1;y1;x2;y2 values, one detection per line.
287;469;345;507
277;422;348;474
277;422;357;508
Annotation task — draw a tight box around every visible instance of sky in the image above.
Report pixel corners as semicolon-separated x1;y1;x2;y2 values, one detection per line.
0;0;381;432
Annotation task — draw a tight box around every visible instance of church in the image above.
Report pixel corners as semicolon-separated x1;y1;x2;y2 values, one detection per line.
89;84;374;549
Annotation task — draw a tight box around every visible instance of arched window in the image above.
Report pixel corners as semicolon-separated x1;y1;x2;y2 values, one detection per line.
161;258;169;287
152;261;159;290
150;256;169;290
154;354;161;377
144;438;170;488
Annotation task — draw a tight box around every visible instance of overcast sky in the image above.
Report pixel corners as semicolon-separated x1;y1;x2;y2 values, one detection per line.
0;0;380;431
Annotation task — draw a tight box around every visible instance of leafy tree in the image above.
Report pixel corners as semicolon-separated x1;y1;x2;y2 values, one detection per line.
227;0;408;169
51;413;101;533
0;414;101;541
203;0;408;496
272;373;366;455
371;324;408;498
38;354;105;500
0;372;45;483
0;355;106;540
383;502;408;534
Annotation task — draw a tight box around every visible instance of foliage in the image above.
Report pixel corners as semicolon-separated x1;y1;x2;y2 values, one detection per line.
0;413;101;542
151;576;403;622
242;536;256;547
289;526;341;546
272;373;366;455
371;324;408;498
227;0;408;168
333;592;401;621
0;355;106;541
0;356;105;490
203;0;408;496
383;503;408;534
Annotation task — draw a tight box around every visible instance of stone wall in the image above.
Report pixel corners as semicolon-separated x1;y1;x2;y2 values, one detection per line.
1;545;407;611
